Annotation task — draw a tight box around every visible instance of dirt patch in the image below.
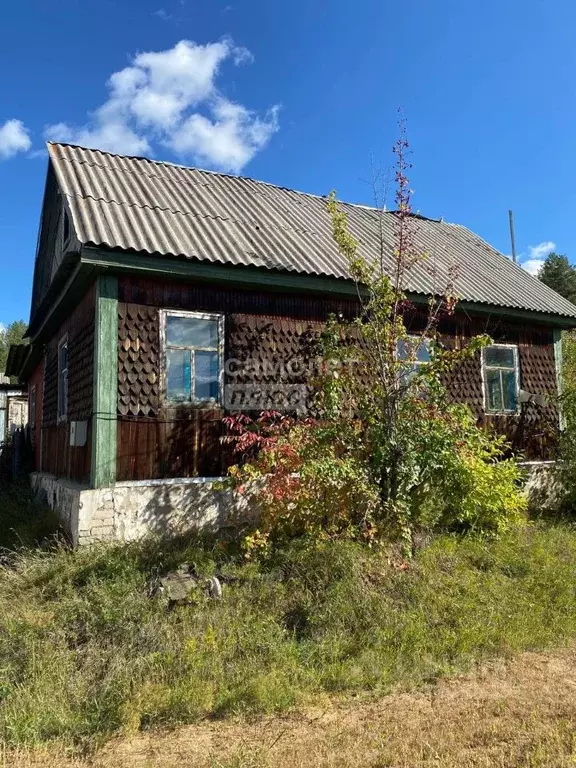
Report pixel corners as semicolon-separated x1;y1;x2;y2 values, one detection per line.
5;646;576;768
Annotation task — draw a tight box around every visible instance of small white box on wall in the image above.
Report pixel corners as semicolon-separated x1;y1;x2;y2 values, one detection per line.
70;421;88;447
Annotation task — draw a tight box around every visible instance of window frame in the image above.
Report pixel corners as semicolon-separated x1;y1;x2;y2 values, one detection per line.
481;343;520;415
29;384;36;430
57;335;69;423
396;335;432;385
160;309;225;407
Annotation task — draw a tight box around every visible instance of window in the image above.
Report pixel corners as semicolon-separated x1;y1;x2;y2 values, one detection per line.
162;311;223;404
57;336;68;421
397;336;431;384
482;344;519;413
29;385;36;430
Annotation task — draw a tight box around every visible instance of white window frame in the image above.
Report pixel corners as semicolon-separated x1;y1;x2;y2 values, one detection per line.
29;384;36;430
160;310;225;406
396;335;432;385
57;335;68;423
481;343;520;415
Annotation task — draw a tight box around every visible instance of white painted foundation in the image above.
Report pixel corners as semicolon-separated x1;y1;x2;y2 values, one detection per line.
30;472;254;546
31;461;562;547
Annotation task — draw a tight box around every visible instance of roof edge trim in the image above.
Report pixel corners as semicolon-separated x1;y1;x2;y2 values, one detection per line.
81;247;576;327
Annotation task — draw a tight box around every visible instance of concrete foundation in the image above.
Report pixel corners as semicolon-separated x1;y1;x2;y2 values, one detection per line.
520;461;564;513
31;461;564;547
30;472;254;546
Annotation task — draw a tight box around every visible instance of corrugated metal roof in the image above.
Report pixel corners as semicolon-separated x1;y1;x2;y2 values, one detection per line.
47;142;576;320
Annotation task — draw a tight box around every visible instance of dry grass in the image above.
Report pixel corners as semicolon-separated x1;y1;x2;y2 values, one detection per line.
6;645;576;768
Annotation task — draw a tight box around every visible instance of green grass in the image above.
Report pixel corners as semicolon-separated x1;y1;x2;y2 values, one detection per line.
0;491;576;752
0;484;60;549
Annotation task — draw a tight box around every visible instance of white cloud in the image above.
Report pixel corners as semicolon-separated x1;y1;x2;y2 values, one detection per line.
45;119;150;156
169;100;279;171
521;258;545;276
153;9;173;20
527;241;555;260
0;119;32;159
519;240;555;276
44;39;279;172
232;46;254;66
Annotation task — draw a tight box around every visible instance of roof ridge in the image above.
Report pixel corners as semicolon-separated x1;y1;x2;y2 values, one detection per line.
44;142;576;320
46;141;417;215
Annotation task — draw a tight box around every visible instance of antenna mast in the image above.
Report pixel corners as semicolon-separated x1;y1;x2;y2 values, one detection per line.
508;209;517;263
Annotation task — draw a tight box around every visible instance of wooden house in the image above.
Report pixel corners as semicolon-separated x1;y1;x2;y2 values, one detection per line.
7;143;576;543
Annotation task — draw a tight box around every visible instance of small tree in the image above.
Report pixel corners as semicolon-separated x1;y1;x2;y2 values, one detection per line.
226;119;526;554
321;120;523;546
538;253;576;305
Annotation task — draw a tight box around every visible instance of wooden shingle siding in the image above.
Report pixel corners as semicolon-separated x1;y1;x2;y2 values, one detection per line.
115;276;561;481
118;303;160;417
439;315;559;459
40;284;96;484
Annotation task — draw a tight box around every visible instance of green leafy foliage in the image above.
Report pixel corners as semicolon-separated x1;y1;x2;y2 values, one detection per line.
1;516;576;750
538;253;576;305
0;319;27;375
556;331;576;511
226;126;526;552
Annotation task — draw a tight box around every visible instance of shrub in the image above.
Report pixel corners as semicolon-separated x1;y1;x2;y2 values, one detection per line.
225;398;526;554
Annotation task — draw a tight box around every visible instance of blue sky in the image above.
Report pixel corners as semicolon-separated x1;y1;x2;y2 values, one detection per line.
1;0;575;325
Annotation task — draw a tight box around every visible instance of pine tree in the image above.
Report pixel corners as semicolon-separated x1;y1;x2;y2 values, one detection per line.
0;320;28;374
538;253;576;305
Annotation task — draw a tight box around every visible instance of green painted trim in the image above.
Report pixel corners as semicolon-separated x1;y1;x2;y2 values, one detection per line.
553;328;565;430
80;247;576;328
91;275;118;488
28;263;99;343
80;247;360;297
454;300;576;328
28;261;83;340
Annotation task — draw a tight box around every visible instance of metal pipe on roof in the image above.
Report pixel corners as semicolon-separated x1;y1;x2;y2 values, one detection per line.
509;209;517;263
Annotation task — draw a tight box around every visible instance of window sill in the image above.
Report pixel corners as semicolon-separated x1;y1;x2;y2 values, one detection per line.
163;401;221;410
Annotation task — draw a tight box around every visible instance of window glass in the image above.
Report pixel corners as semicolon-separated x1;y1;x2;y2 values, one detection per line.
166;316;218;348
502;370;517;411
483;345;518;413
485;346;515;368
166;349;191;401
397;338;431;363
486;368;503;411
195;351;219;400
397;337;431;387
164;313;222;404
